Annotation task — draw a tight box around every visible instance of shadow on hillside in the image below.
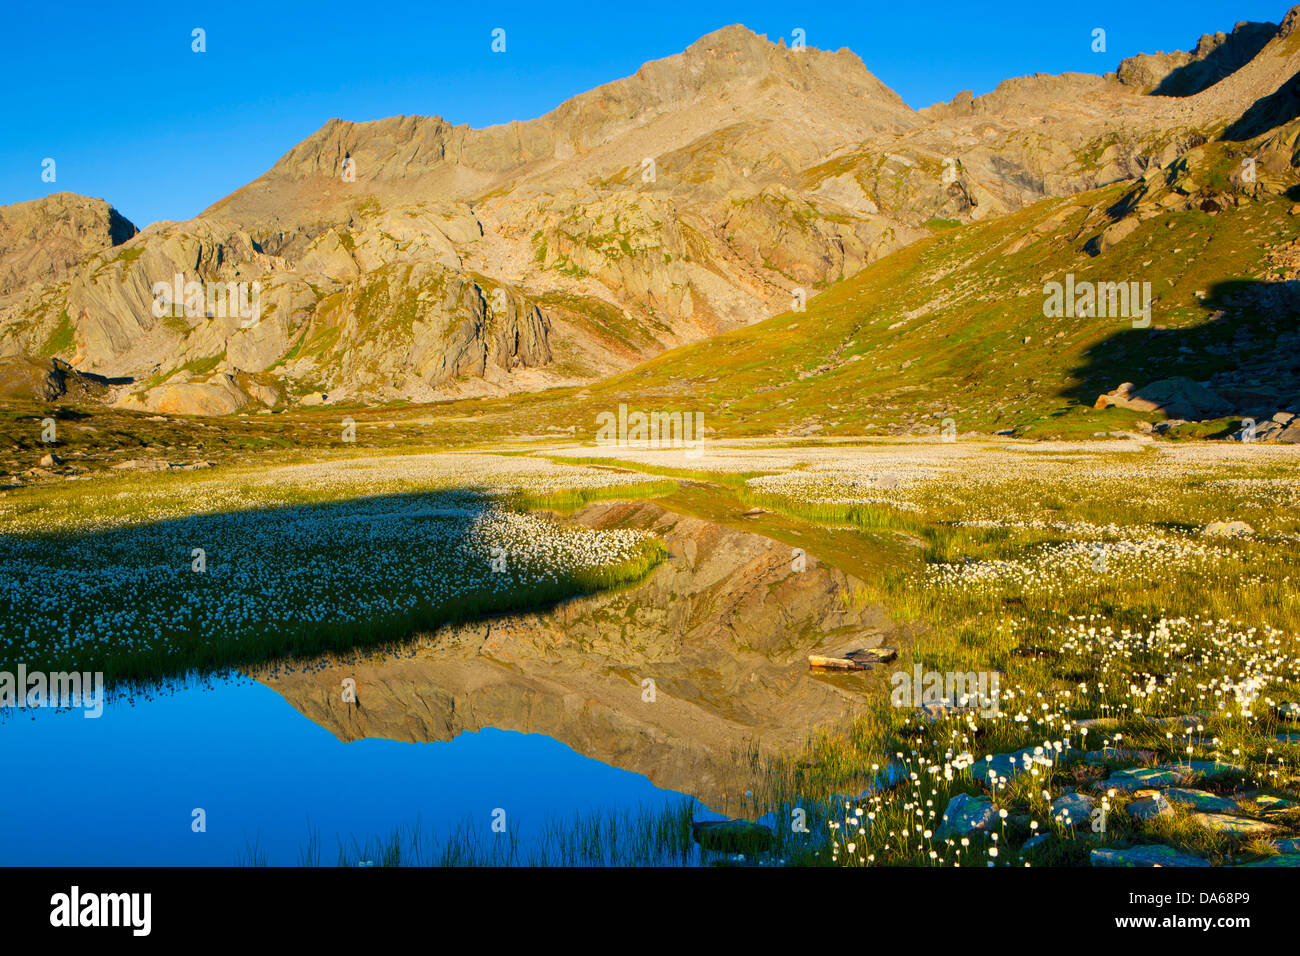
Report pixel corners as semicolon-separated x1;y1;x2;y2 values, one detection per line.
1222;67;1300;140
1150;23;1275;98
0;489;626;686
1062;278;1300;411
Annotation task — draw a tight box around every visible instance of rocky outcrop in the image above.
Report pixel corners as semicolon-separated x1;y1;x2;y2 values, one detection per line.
0;355;111;403
1118;20;1278;95
0;193;135;299
1095;378;1234;420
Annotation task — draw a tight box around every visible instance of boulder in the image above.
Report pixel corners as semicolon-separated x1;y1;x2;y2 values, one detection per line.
1231;418;1287;441
1103;761;1242;791
1095;378;1232;421
1020;833;1051;855
150;373;252;416
937;793;999;838
1164;788;1238;813
1087;216;1140;256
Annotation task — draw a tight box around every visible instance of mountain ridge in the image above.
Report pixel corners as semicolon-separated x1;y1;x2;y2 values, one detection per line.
2;11;1298;416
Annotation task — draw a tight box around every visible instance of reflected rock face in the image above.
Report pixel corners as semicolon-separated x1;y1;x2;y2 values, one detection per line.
260;500;893;812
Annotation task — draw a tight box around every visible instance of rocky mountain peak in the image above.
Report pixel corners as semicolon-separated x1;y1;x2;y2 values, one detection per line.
0;192;136;299
1118;17;1279;94
5;10;1300;416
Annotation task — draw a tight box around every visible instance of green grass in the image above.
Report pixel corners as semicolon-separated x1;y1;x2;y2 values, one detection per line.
39;310;75;356
725;453;1300;866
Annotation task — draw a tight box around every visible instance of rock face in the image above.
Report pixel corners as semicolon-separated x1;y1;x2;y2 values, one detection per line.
254;500;895;815
0;193;136;299
4;13;1300;411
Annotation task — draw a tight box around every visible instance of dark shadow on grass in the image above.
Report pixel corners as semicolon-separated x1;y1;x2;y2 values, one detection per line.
0;488;663;688
1063;278;1300;414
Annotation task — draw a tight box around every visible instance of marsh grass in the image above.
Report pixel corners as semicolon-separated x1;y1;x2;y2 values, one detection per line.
508;478;678;513
315;802;697;867
545;455;767;490
611;453;1300;867
1;467;670;687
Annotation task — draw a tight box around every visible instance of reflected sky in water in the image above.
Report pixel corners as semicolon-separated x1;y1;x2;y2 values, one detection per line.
0;674;687;865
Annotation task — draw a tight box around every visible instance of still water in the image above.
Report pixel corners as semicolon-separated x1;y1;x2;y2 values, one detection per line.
0;674;687;865
1;501;882;865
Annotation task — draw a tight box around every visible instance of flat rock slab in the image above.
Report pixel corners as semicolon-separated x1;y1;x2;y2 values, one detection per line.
1076;717;1123;731
847;647;897;663
1164;788;1238;813
1104;761;1243;791
1149;714;1212;730
1239;854;1300;867
1092;845;1210;868
1254;794;1300;813
1192;813;1280;838
937;793;998;839
807;655;870;671
809;647;897;670
1051;792;1095;828
1127;793;1173;820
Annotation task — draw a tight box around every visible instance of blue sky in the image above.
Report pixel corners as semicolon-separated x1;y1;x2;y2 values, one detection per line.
0;1;1285;227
